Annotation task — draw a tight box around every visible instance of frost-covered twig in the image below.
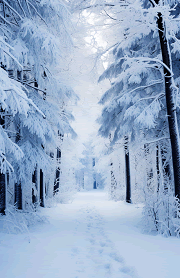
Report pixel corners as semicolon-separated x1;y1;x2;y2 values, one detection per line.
2;48;23;69
116;79;164;102
0;37;14;50
125;57;173;76
4;85;46;119
28;1;48;26
133;92;165;105
0;13;15;26
9;76;47;94
25;0;32;17
16;0;26;17
132;93;163;124
0;153;14;172
149;0;158;8
3;0;22;20
144;137;170;145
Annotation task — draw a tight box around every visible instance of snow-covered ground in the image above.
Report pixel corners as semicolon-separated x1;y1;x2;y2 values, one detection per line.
0;190;180;278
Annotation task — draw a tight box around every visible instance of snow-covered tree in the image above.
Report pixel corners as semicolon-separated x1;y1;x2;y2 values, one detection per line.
0;0;78;213
72;0;180;235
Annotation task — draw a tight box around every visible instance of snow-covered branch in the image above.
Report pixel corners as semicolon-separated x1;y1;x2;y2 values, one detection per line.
116;79;164;102
124;56;173;76
3;0;23;20
0;153;14;173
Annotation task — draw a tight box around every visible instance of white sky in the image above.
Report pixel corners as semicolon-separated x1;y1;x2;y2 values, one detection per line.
69;13;110;144
71;77;104;143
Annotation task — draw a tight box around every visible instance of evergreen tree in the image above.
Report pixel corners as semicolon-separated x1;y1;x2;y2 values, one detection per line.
0;0;77;212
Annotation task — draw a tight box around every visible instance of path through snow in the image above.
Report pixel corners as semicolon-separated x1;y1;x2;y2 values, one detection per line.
72;203;137;278
0;190;180;278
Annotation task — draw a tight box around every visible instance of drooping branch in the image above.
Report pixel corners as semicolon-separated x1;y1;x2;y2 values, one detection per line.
115;79;164;102
28;1;48;26
9;76;46;95
103;9;117;21
16;0;26;17
3;0;22;20
132;92;164;106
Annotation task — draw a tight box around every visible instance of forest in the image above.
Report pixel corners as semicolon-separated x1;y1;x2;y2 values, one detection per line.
1;0;180;277
0;0;180;265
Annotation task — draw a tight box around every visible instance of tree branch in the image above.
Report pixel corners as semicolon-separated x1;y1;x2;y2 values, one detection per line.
3;0;22;20
116;79;164;102
28;1;48;26
9;76;47;95
103;9;117;21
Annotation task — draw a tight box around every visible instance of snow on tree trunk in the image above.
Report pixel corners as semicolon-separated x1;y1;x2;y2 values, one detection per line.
144;143;154;192
110;161;118;200
156;143;160;193
32;167;38;204
54;148;61;195
14;120;22;209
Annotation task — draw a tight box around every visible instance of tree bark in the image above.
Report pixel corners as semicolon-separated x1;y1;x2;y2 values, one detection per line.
110;161;117;200
0;173;5;214
144;143;154;192
153;1;180;199
40;169;44;207
32;167;38;204
93;179;97;189
93;158;97;189
156;143;160;193
54;148;61;194
14;121;22;209
0;109;5;214
124;136;131;203
15;183;22;210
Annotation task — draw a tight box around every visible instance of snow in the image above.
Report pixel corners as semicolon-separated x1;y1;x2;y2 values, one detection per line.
0;190;180;278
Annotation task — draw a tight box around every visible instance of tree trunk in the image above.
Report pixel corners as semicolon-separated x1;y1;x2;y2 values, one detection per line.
92;158;97;189
0;109;5;214
160;144;171;192
144;143;153;192
40;169;44;207
110;161;117;200
54;148;61;194
15;183;22;210
0;173;5;214
156;143;160;193
124;136;131;203
93;180;97;189
153;1;180;199
14;120;22;209
32;167;38;204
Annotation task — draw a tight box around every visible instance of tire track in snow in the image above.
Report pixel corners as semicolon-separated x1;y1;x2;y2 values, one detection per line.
71;204;139;278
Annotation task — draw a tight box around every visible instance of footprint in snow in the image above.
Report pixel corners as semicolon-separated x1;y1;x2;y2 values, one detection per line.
99;240;112;248
109;252;124;263
88;238;96;245
71;247;80;257
119;266;138;278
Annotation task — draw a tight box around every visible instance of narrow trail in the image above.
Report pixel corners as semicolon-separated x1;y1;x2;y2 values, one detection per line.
1;190;180;278
72;203;137;278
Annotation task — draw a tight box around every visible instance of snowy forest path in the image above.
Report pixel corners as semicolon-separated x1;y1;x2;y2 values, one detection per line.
1;190;180;278
71;197;137;278
0;190;138;278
